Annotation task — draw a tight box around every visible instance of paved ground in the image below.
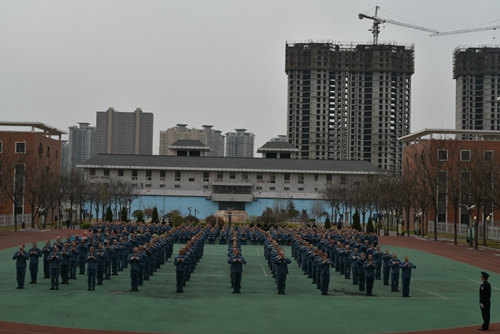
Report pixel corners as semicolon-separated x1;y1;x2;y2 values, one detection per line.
0;230;498;334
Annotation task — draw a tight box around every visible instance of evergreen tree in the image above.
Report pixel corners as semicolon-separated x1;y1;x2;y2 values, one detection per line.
105;206;113;222
151;206;159;223
352;210;362;231
120;207;128;222
366;217;375;234
324;217;331;229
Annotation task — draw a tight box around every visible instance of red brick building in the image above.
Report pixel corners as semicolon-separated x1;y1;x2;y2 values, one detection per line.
400;129;500;238
0;122;65;228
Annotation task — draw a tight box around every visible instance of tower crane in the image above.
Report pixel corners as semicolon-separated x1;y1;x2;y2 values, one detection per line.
359;6;438;44
430;25;499;37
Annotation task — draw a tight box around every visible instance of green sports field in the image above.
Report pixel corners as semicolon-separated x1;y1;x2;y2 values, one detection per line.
0;241;498;334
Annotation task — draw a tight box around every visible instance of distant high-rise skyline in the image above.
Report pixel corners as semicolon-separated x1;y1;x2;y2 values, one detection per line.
67;122;95;174
225;129;255;157
454;46;500;132
95;107;154;155
159;124;225;156
285;41;414;173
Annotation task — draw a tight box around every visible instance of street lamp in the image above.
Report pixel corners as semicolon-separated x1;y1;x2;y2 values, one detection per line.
227;207;234;231
461;204;475;247
473;215;478;249
187;206;192;216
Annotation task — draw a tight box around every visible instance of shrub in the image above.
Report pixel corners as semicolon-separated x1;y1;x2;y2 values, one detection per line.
324;217;331;229
170;214;185;227
82;223;91;230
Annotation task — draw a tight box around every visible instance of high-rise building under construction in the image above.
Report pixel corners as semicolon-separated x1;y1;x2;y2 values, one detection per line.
454;46;500;132
285;41;414;173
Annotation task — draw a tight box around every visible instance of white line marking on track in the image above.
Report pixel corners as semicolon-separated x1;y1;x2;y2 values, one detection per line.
414;257;500;291
261;264;267;277
412;287;447;299
256;248;260;256
40;229;51;232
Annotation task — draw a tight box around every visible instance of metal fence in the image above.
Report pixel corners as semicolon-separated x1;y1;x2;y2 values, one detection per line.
0;214;32;228
428;221;500;241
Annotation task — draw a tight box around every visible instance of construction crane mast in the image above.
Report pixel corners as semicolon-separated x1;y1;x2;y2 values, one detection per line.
359;6;438;44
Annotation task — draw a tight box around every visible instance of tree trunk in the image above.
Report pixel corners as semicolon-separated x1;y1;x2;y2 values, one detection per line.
453;204;458;245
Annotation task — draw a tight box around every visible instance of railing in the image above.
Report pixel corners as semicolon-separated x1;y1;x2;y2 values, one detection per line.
0;214;32;228
428;221;500;241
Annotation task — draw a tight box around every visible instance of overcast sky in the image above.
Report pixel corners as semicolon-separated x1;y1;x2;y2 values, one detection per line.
1;0;499;154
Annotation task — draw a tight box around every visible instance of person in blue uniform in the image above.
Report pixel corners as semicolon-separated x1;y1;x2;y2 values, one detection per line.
77;239;87;275
228;249;246;293
349;247;360;285
86;246;98;291
60;243;70;284
69;241;79;279
381;248;393;286
28;241;42;284
174;248;187;293
104;241;112;280
357;252;366;292
319;252;332;295
111;239;120;276
274;249;291;295
41;240;52;279
48;246;62;290
399;255;416;297
389;253;401;292
13;245;29;289
478;271;491;331
364;254;376;296
96;243;107;285
128;247;141;292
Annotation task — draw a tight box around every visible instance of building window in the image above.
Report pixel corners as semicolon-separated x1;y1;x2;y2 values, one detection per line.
326;174;333;182
131;184;137;187
298;174;304;184
15;142;26;154
90;168;96;176
118;169;124;177
203;172;209;182
242;172;248;180
230;172;236;179
0;141;2;153
189;178;195;182
314;174;318;181
132;169;138;180
160;184;165;188
484;150;494;162
270;187;275;191
175;185;181;189
104;169;110;176
217;172;223;179
460;150;471;162
298;187;304;191
175;171;181;181
256;186;262;191
203;185;209;190
146;170;152;180
257;173;263;180
284;173;290;182
160;170;166;180
340;174;347;185
269;173;276;183
438;149;448;161
284;187;290;191
145;184;151;188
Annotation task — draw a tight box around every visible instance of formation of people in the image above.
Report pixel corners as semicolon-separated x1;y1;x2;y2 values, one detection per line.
12;222;419;297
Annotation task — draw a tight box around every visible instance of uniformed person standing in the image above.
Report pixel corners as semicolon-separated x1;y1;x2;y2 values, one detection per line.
174;248;187;293
399;255;416;297
228;249;246;294
48;246;62;290
28;241;42;284
128;247;141;292
274;250;291;295
86;246;98;291
13;245;29;289
41;240;52;279
478;271;491;331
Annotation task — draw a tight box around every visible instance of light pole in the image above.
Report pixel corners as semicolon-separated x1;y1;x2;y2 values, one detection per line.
473;215;478;249
485;215;491;246
187;206;192;216
227;207;234;231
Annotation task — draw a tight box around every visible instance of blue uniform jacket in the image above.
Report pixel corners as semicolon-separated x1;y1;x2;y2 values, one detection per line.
13;250;29;268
